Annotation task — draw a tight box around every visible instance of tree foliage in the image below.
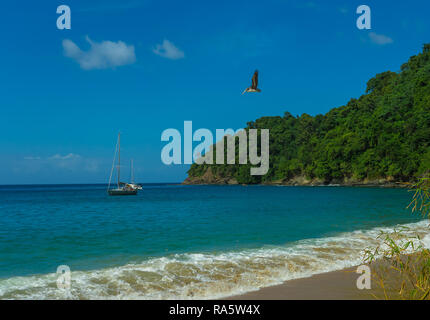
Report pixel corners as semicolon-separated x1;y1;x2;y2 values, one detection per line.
188;45;430;184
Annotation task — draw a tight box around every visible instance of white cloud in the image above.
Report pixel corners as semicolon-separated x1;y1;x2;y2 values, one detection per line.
152;39;184;60
48;153;81;160
47;153;82;169
22;154;99;172
369;32;393;45
62;36;136;70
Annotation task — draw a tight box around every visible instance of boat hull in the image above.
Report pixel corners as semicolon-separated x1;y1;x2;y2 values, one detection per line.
108;189;138;196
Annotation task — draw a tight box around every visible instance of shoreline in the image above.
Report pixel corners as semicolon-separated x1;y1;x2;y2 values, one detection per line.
182;181;409;188
225;266;369;300
183;168;412;188
225;264;390;300
225;253;426;300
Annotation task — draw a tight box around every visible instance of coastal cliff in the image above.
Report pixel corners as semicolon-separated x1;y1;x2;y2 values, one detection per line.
184;45;430;186
183;170;406;187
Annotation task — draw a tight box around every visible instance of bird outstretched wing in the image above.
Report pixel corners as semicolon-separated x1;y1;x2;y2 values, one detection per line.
251;70;258;89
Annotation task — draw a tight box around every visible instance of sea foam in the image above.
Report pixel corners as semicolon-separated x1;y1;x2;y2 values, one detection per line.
1;220;429;300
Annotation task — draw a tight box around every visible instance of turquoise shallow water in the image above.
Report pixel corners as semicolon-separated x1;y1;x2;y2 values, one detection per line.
0;184;428;299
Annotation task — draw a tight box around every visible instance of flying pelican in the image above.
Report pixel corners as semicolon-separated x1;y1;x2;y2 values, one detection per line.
242;70;261;95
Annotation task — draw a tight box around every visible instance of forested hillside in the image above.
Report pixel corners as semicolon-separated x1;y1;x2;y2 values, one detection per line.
185;45;430;185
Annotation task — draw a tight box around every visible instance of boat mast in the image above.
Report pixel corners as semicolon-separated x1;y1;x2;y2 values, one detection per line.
131;159;134;184
117;132;121;188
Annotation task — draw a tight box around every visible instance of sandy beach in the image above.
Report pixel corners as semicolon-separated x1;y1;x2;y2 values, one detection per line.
227;266;385;300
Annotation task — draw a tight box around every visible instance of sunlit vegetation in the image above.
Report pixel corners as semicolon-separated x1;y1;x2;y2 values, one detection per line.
188;44;430;185
364;174;430;300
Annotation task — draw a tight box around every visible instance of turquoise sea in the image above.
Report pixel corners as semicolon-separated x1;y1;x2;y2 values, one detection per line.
0;184;429;299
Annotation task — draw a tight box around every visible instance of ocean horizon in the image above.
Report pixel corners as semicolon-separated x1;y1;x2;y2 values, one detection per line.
0;184;429;299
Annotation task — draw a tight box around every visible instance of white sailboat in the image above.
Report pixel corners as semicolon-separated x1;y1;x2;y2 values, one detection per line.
127;159;143;191
107;133;141;196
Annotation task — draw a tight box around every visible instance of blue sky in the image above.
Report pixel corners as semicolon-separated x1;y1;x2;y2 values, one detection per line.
0;0;429;184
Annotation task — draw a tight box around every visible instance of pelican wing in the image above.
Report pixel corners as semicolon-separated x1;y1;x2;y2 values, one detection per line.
251;70;258;89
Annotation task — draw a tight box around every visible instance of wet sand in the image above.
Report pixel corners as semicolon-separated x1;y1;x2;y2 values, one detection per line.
227;266;383;300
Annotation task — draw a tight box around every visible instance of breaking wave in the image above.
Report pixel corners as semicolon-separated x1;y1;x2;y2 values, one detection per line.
1;220;429;300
